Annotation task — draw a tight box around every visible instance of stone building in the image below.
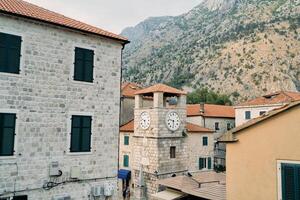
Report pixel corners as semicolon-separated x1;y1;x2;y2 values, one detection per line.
118;84;218;199
220;100;300;200
186;104;235;167
234;91;300;126
0;0;128;199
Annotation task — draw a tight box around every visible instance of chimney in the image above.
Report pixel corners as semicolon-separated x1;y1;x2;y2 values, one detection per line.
200;102;205;114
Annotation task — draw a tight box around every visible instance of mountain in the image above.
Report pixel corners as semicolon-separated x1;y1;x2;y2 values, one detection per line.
121;0;300;102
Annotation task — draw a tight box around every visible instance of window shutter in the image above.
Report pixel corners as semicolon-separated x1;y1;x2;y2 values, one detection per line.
70;116;81;152
0;33;6;72
84;50;94;82
124;136;129;145
208;157;212;169
203;137;208;146
282;163;299;200
199;158;204;169
74;48;84;81
7;34;21;73
0;113;16;156
74;47;94;82
124;155;129;167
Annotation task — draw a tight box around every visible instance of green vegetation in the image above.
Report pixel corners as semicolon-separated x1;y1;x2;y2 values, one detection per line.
187;88;232;105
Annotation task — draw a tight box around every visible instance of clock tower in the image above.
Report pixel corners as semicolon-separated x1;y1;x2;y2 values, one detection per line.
132;84;188;199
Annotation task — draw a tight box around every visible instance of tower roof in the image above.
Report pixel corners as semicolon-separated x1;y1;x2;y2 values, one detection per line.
134;84;187;96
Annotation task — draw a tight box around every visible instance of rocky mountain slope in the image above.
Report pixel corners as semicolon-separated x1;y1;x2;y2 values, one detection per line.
121;0;300;102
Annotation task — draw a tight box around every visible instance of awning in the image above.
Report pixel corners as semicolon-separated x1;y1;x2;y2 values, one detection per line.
151;189;185;200
118;169;131;180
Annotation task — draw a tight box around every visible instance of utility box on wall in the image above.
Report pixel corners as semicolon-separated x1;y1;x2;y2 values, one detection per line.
49;162;60;176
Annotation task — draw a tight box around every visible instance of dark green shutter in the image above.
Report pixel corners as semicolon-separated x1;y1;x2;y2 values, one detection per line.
84;49;94;82
70;116;92;152
208;157;212;169
0;113;16;156
0;32;21;74
203;137;208;146
74;47;94;82
282;163;300;200
124;136;129;145
124;155;129;167
199;158;204;170
70;116;81;152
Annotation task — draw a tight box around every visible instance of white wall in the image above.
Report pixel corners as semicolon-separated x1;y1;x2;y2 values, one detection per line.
235;104;284;126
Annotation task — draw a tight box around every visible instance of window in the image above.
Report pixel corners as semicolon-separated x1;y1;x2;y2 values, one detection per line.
199;157;207;170
281;163;300;200
259;111;266;116
0;32;22;74
199;157;212;170
202;136;208;146
74;47;94;82
123;155;129;167
170;146;176;159
227;123;231;131
215;122;219;131
124;135;129;145
0;113;16;156
208;157;212;169
70;115;92;152
245;111;251;120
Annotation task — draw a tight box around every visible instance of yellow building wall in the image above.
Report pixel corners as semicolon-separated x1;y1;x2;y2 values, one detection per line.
226;106;300;200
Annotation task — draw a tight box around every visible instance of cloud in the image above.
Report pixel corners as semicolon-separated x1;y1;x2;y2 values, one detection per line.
25;0;202;34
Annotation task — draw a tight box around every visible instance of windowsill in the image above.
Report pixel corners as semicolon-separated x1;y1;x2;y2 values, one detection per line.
0;155;17;160
66;151;93;156
0;71;21;78
70;79;95;86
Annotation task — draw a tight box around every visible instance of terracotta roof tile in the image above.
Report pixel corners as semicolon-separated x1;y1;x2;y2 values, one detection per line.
119;120;134;132
0;0;128;43
121;82;143;98
187;104;235;118
186;122;213;133
237;91;300;107
135;84;187;95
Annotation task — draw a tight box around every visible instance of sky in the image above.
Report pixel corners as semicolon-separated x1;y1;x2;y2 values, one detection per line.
26;0;202;34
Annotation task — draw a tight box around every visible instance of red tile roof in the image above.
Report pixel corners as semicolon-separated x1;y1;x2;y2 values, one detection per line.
187;104;235;118
186;122;213;133
120;120;213;133
237;91;300;107
121;82;143;98
135;84;187;95
120;120;134;132
0;0;128;43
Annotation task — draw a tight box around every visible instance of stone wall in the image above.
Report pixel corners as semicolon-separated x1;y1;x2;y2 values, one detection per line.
0;14;123;200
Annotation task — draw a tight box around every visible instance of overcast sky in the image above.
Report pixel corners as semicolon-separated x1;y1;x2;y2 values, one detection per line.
26;0;202;34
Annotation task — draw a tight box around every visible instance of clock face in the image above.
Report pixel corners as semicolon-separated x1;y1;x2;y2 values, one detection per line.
165;111;181;131
140;112;151;130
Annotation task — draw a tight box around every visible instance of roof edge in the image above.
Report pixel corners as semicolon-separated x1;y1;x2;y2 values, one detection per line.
0;11;130;44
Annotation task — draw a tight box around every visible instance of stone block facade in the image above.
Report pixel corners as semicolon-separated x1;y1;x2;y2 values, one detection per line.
0;14;123;200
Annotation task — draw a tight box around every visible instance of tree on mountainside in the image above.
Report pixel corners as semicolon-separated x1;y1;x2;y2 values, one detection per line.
187;88;232;105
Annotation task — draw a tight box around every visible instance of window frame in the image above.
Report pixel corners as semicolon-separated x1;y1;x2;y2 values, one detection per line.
227;123;231;131
71;45;96;84
170;146;176;159
215;122;220;131
67;112;94;155
123;154;129;167
277;160;300;200
124;135;129;146
0;31;24;77
245;111;251;120
0;109;18;159
202;136;208;146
